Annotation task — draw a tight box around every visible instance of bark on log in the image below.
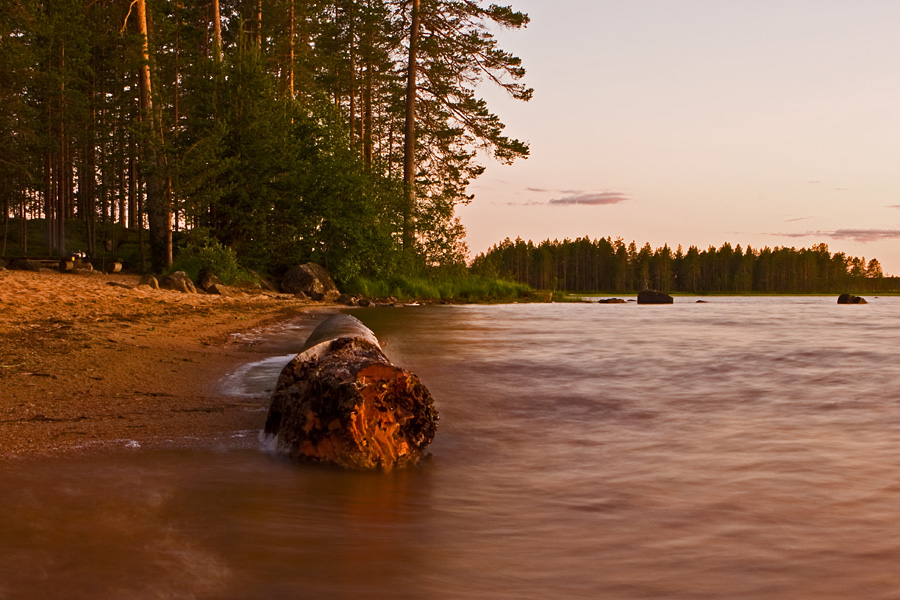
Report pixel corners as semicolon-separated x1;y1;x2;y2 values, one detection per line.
264;314;438;471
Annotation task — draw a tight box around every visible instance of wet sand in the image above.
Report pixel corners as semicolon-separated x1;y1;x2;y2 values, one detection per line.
0;268;315;459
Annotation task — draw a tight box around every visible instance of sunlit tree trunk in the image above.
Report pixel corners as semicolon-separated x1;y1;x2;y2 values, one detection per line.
362;1;373;167
288;0;295;97
213;0;223;63
44;151;55;254
1;179;8;256
135;0;172;271
55;40;67;257
128;136;137;230
256;0;262;52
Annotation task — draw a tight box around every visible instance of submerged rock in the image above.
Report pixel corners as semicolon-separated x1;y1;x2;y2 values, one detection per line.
637;290;674;304
264;314;438;471
837;293;867;304
597;298;626;304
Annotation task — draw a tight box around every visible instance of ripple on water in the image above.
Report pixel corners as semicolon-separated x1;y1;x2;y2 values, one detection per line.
2;298;900;599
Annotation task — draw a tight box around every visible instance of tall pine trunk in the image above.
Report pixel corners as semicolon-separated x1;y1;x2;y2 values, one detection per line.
55;40;67;257
19;193;27;253
362;2;373;169
44;151;55;254
402;0;421;254
2;178;8;256
256;0;263;52
288;0;295;97
135;0;172;272
213;0;223;63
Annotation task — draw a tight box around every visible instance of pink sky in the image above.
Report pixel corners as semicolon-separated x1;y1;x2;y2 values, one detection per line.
461;0;900;275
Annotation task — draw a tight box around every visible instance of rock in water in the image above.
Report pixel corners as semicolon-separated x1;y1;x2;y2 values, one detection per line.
280;262;339;299
637;289;674;304
264;314;438;471
837;293;867;304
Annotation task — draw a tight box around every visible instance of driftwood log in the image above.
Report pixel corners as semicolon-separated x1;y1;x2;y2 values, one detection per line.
264;314;438;471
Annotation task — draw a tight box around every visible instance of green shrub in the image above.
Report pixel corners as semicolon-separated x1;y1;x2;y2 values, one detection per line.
171;240;248;284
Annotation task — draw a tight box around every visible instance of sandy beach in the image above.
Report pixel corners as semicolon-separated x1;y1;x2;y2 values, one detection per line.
0;268;317;459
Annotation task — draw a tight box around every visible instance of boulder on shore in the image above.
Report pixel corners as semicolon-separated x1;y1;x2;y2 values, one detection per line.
637;290;674;304
597;298;626;304
280;262;339;300
248;269;278;292
837;293;867;305
206;282;234;297
264;314;438;471
159;271;197;294
139;274;160;290
198;269;221;292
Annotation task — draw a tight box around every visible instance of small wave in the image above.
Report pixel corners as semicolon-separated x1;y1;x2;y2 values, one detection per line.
258;430;279;455
220;354;296;397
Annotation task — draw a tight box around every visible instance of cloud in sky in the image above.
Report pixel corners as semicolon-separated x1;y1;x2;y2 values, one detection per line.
527;186;592;195
784;217;811;223
887;205;900;209
548;192;630;206
495;200;545;207
775;229;900;242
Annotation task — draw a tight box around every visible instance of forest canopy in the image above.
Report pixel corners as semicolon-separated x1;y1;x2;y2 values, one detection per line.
0;0;531;280
471;237;897;294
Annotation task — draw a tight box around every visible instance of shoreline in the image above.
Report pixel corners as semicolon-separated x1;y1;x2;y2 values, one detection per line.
0;269;327;460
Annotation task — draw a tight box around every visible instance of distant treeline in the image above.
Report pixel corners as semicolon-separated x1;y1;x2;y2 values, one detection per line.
471;237;898;293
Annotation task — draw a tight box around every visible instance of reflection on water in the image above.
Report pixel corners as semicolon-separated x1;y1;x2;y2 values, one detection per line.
3;297;900;599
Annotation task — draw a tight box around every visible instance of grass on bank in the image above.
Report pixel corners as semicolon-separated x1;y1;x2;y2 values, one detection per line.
343;275;537;303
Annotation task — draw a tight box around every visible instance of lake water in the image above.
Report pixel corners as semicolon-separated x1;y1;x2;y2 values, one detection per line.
3;297;900;599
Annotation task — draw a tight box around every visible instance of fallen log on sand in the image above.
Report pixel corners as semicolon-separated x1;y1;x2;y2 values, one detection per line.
264;314;438;471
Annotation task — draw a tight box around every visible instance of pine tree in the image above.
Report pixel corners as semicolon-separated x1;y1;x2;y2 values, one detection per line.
401;0;530;264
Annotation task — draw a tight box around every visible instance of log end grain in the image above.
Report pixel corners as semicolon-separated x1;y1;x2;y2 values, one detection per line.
264;320;438;472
